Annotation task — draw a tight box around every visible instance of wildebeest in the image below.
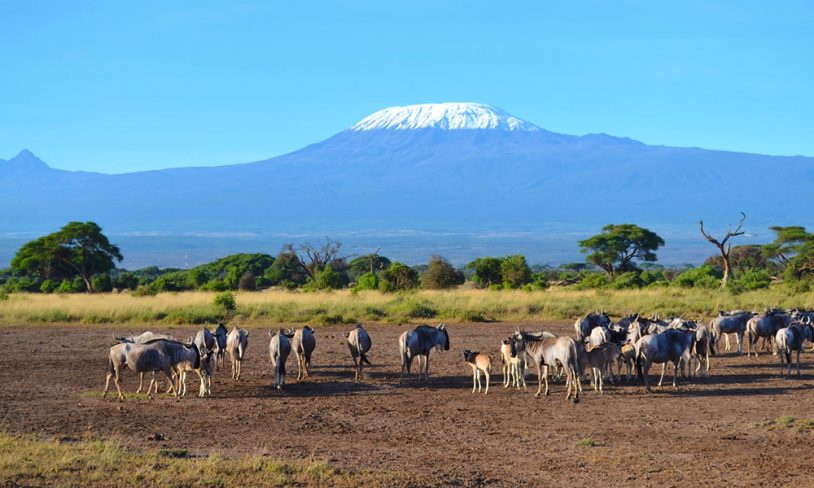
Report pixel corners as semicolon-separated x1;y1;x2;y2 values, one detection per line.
775;319;814;377
112;331;178;394
746;309;790;358
213;323;229;370
103;339;200;401
691;325;713;377
194;328;217;386
268;330;292;389
512;327;581;401
173;343;212;398
463;350;492;394
290;326;316;381
501;338;527;389
709;311;751;354
399;322;450;384
618;343;637;381
574;311;611;342
345;324;372;382
635;328;695;393
226;326;249;380
587;326;611;347
582;342;620;393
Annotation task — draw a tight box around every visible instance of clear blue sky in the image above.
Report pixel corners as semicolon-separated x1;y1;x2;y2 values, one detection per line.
1;1;811;173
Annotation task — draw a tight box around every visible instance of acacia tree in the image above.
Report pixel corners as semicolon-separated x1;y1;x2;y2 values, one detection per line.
11;221;122;293
578;224;664;277
763;226;814;280
699;212;746;288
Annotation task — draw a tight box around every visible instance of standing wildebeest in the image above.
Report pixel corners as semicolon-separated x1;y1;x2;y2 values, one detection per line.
103;339;200;401
512;328;581;401
709;311;751;354
775;319;814;377
173;344;212;398
290;326;316;381
463;350;492;394
581;342;620;393
691;325;713;377
399;323;450;384
112;331;178;394
501;338;527;389
587;326;611;347
192;328;217;393
746;309;790;358
226;326;249;380
574;312;611;342
345;324;372;382
268;329;292;389
213;323;229;370
635;328;695;393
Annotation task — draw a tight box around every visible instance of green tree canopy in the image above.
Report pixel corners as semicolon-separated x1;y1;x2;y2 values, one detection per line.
465;257;503;288
500;255;532;288
578;224;664;276
763;226;813;264
420;255;464;290
11;221;122;293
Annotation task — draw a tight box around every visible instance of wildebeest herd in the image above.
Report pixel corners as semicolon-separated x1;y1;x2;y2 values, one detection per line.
102;308;814;403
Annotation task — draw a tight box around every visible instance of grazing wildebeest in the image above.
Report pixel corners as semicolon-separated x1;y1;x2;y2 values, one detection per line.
226;326;249;380
103;339;199;401
746;309;790;358
691;325;713;377
709;311;751;354
290;326;316;381
345;324;372;382
512;328;581;401
213;323;229;370
112;331;178;394
635;328;695;393
775;319;814;377
463;350;492;394
268;329;292;389
399;323;450;384
574;312;611;342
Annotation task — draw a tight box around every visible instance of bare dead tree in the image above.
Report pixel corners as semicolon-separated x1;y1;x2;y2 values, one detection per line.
292;238;344;279
699;212;746;288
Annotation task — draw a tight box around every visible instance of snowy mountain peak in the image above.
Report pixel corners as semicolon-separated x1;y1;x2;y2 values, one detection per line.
349;103;540;132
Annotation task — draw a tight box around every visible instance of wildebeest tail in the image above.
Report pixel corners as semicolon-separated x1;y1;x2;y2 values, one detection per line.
360;351;372;366
569;339;582;380
238;342;244;361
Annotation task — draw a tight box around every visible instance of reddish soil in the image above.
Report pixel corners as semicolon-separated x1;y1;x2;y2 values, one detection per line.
2;321;814;487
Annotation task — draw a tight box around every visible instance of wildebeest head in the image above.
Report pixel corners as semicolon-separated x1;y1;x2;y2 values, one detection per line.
462;349;477;362
281;328;295;338
438;322;450;350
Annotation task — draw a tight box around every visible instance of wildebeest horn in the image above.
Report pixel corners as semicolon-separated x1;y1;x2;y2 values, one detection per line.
268;330;274;337
285;328;293;336
112;333;125;341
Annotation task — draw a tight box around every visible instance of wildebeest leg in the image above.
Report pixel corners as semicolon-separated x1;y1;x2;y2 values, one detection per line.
543;365;550;396
796;348;801;376
534;361;543;397
658;363;666;389
736;332;743;355
724;334;731;351
113;367;125;401
161;367;179;399
484;369;490;394
424;355;431;383
672;360;679;388
136;373;145;394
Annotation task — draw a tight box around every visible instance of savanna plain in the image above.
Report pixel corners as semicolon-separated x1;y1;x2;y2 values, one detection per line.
2;288;814;487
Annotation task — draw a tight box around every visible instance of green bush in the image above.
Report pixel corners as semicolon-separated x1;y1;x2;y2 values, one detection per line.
315;265;345;290
575;273;610;289
420;256;464;290
737;269;771;290
466;257;503;288
500;255;532;289
379;262;419;292
91;274;113;293
39;279;58;293
673;265;721;289
213;291;237;315
352;272;378;291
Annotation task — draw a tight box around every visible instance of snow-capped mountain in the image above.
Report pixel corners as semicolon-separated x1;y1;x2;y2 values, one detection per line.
1;103;812;266
349;102;540;131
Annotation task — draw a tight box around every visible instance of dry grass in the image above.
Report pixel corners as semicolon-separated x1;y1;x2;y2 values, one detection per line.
0;432;420;487
0;287;812;327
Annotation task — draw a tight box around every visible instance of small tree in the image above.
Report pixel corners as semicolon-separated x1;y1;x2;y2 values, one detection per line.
465;257;503;288
699;212;746;288
421;255;464;289
214;291;237;317
578;224;664;277
500;255;532;289
379;262;419;292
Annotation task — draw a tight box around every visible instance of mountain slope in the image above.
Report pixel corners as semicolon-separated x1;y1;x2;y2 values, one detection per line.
1;103;812;244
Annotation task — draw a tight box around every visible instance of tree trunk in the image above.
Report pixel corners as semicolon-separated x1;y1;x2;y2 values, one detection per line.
720;250;731;288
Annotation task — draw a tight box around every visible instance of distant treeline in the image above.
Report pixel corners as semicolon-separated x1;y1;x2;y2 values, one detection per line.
1;221;813;296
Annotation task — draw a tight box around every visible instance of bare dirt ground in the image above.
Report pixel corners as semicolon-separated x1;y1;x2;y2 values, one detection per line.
2;321;814;487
